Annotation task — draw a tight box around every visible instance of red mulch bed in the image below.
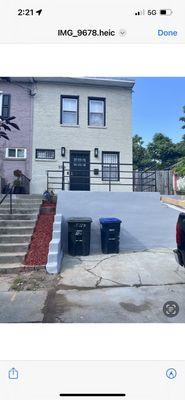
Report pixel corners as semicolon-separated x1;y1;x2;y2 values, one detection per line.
24;208;55;266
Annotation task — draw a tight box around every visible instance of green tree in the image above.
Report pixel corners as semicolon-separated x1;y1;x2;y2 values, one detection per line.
147;133;179;169
179;106;185;129
173;157;185;177
132;134;151;169
175;133;185;158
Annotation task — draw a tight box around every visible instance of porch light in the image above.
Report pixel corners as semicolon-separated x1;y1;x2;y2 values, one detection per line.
61;147;66;157
94;148;99;158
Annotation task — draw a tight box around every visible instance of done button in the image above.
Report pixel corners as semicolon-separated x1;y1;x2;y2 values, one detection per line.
158;29;178;37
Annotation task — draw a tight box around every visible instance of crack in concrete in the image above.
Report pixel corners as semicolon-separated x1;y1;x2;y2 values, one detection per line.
84;264;127;287
57;280;185;291
138;272;142;285
85;254;118;272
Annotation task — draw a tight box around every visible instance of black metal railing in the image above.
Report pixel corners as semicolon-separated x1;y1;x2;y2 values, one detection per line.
0;184;14;214
47;162;157;192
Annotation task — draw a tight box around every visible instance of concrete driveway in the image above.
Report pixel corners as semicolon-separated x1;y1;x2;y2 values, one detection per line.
54;249;185;323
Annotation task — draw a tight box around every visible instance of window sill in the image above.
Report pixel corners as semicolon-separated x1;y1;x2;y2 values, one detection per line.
60;124;80;128
35;159;56;162
5;157;27;161
88;126;107;129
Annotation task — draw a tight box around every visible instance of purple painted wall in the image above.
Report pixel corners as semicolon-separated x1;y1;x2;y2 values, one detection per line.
0;80;33;188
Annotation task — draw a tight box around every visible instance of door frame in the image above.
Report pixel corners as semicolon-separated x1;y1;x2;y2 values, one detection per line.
70;150;91;191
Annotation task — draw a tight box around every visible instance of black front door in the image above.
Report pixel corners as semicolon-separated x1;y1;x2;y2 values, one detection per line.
70;151;90;191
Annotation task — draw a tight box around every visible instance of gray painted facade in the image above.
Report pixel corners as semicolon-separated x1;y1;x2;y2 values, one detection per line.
30;78;134;193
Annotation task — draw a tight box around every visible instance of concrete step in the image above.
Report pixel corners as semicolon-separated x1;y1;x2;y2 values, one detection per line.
0;243;29;253
0;202;41;208
0;213;37;220
0;234;32;243
0;219;36;227
0;208;38;214
0;227;34;235
12;195;41;199
0;252;26;264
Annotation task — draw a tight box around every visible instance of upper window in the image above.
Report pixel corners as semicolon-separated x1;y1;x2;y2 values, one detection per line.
6;148;27;159
88;97;106;127
60;96;79;125
102;152;119;181
35;149;55;160
2;94;11;119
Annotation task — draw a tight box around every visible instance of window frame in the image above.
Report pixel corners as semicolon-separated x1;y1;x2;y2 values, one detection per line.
2;94;11;119
35;149;55;160
60;95;79;125
102;151;120;182
88;97;106;127
5;148;27;159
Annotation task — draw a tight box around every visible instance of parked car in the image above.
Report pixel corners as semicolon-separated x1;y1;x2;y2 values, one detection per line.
174;212;185;267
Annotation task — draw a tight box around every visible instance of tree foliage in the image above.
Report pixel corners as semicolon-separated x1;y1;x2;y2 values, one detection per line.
179;106;185;129
173;158;185;177
147;133;180;168
133;106;185;171
0;116;20;140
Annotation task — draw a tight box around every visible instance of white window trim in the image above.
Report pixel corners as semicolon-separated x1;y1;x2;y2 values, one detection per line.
5;148;27;159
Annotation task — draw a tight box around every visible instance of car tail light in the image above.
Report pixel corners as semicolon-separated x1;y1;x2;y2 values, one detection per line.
176;222;183;246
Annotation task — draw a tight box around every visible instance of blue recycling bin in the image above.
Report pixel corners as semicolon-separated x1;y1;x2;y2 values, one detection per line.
99;218;122;254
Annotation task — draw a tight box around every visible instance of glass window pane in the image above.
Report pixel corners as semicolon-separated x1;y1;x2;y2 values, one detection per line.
103;153;119;181
8;149;16;157
36;150;55;159
90;100;103;113
3;95;10;106
63;111;77;124
63;98;77;111
2;107;9;118
17;149;25;158
89;113;104;126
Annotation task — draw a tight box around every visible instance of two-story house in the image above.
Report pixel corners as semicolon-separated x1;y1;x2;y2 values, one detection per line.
0;77;34;192
30;77;134;193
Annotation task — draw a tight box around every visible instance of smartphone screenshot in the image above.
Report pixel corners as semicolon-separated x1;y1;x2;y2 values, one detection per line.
0;0;185;399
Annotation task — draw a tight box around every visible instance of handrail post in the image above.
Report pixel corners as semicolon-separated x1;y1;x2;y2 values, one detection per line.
155;170;157;192
10;188;13;214
109;163;111;192
140;171;143;192
47;171;49;191
62;162;65;190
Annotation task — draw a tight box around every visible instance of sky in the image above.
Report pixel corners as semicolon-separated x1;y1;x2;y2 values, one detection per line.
132;77;185;146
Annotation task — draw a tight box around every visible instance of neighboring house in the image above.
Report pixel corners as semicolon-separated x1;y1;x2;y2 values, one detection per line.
0;78;34;192
31;77;135;194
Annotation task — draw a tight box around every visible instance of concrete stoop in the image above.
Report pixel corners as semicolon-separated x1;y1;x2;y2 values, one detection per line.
0;195;42;268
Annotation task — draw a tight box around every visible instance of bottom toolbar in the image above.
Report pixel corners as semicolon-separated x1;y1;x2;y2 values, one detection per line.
0;360;184;399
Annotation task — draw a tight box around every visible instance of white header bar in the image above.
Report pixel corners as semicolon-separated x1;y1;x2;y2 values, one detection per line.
0;0;184;44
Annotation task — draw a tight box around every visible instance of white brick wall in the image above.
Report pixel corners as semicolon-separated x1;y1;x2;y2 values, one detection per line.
31;81;133;193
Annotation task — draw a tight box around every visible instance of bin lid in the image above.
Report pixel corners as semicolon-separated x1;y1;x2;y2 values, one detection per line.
99;217;122;224
67;217;93;223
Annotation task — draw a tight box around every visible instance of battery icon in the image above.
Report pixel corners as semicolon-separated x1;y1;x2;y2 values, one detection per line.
160;9;173;15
